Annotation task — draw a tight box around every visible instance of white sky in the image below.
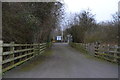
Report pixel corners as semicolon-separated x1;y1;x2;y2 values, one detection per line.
63;0;119;22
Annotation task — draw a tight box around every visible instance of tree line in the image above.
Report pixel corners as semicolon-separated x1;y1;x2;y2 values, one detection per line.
65;10;119;44
2;2;63;43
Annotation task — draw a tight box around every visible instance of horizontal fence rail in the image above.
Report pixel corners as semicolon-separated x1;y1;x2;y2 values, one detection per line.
0;41;51;73
70;42;120;63
94;44;120;63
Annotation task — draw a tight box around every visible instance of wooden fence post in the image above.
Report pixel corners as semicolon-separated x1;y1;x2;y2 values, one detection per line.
107;44;110;52
10;42;14;66
114;45;118;62
94;42;99;57
38;43;41;55
33;44;36;56
0;40;3;77
118;46;120;64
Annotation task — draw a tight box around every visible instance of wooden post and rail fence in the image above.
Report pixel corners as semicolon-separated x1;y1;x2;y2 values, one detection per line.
0;40;52;73
94;43;120;63
69;42;120;63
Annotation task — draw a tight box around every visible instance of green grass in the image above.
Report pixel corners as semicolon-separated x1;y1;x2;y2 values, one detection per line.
18;48;53;72
76;44;88;54
69;42;88;54
69;42;118;65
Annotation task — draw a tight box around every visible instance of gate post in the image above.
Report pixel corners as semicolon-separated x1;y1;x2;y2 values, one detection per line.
0;40;3;78
10;42;15;66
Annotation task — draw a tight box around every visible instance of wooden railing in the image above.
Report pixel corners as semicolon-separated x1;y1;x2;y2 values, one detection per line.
69;42;120;63
0;41;51;73
94;44;120;63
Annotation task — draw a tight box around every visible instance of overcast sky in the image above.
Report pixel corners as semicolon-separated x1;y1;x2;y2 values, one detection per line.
63;0;119;23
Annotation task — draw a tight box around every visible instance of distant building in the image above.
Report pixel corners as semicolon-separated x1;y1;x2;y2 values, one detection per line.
56;36;62;41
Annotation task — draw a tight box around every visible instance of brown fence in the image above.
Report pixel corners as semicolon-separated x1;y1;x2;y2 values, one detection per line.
94;44;119;63
70;42;120;63
0;40;51;73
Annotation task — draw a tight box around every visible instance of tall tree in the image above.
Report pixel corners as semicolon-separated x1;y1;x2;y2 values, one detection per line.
2;2;63;43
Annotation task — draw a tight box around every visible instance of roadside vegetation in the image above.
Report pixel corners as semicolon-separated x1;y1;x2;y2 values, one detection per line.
69;42;88;54
3;2;63;43
65;10;119;45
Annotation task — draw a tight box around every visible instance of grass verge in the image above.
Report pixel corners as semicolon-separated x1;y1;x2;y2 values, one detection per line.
17;48;53;72
69;42;118;65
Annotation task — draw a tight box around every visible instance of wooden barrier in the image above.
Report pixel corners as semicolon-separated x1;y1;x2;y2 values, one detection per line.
69;42;120;63
0;40;3;76
1;41;50;72
94;44;120;63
